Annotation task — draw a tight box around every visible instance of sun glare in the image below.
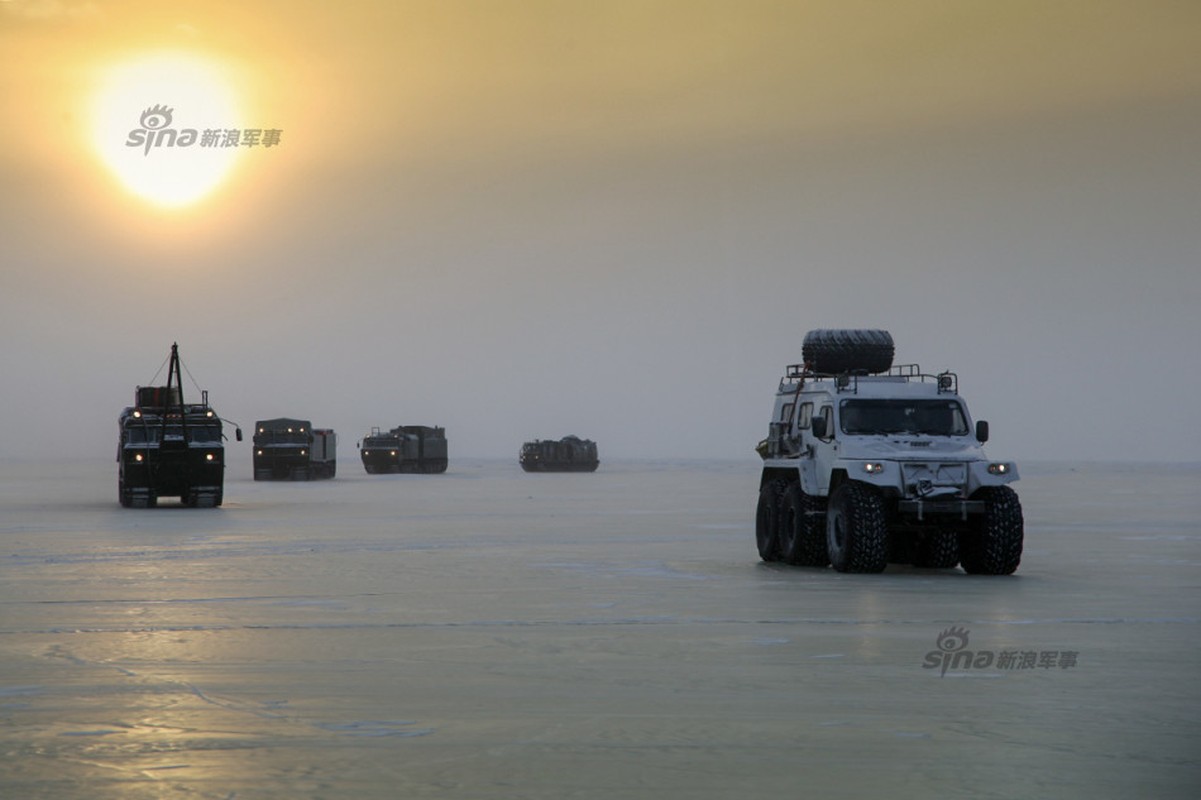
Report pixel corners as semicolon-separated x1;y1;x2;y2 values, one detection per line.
92;52;242;209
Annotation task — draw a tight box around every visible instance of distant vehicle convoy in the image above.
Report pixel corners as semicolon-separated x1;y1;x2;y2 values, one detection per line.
253;418;336;480
117;343;242;508
755;329;1024;575
359;425;449;474
519;436;599;472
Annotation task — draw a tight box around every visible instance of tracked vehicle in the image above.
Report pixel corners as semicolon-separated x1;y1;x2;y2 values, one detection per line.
756;329;1023;574
117;343;241;508
253;418;337;480
519;436;599;472
360;425;448;474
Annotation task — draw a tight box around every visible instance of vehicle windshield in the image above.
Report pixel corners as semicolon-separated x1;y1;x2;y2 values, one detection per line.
839;399;969;436
124;424;222;444
255;429;309;445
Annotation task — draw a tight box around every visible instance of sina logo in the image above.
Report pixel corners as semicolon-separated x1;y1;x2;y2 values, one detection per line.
125;105;198;155
922;626;985;677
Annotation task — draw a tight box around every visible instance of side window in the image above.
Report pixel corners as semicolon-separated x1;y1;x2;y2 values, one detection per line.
798;402;813;430
779;402;794;423
817;405;834;438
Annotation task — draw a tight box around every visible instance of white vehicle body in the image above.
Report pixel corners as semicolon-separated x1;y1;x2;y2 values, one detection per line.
762;365;1017;507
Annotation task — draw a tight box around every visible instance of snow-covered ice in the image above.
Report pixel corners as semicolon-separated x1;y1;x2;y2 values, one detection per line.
1;458;1199;799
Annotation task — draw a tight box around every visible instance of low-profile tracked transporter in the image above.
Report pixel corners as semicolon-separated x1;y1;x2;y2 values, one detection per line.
519;436;599;472
117;343;241;508
756;329;1023;574
253;418;337;480
360;425;448;474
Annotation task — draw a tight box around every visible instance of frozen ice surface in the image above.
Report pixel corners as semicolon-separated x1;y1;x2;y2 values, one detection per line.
1;457;1199;799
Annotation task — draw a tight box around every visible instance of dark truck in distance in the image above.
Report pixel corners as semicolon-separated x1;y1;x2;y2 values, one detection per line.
519;436;599;472
253;418;337;480
360;425;448;474
117;343;242;508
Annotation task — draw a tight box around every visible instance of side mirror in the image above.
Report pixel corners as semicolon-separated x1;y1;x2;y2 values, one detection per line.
235;428;244;442
975;420;989;443
811;416;828;439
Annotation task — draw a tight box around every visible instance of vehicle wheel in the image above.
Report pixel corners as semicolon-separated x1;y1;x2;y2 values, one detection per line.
802;329;894;374
780;482;829;566
826;482;888;573
755;479;786;562
914;529;960;568
960;486;1024;575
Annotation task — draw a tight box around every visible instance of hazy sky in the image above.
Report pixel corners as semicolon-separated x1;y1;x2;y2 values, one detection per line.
3;0;1200;462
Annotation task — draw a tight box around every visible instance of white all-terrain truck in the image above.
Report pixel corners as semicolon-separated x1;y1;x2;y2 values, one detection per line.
756;329;1023;574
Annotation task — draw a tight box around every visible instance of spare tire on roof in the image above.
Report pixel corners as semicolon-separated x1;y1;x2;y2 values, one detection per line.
802;329;894;374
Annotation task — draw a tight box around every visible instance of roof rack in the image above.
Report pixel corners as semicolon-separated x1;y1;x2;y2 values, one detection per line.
781;363;958;394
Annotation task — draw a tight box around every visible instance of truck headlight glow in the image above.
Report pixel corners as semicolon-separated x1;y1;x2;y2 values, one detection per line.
256;450;263;456
390;450;397;456
132;410;142;418
862;462;884;474
988;462;1010;475
206;453;215;461
300;449;306;456
134;453;143;462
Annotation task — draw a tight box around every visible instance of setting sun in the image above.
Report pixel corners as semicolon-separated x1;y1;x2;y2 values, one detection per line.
91;52;242;208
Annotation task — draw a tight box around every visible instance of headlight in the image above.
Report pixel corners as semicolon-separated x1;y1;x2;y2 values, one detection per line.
300;449;307;456
256;450;264;456
134;453;143;462
206;453;215;461
987;462;1010;475
390;450;397;456
862;462;884;474
133;410;142;419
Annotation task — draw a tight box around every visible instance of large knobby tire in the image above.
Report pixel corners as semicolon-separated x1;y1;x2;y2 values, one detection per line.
779;482;829;567
802;329;894;375
960;486;1024;575
913;529;960;569
756;479;787;562
826;482;889;573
